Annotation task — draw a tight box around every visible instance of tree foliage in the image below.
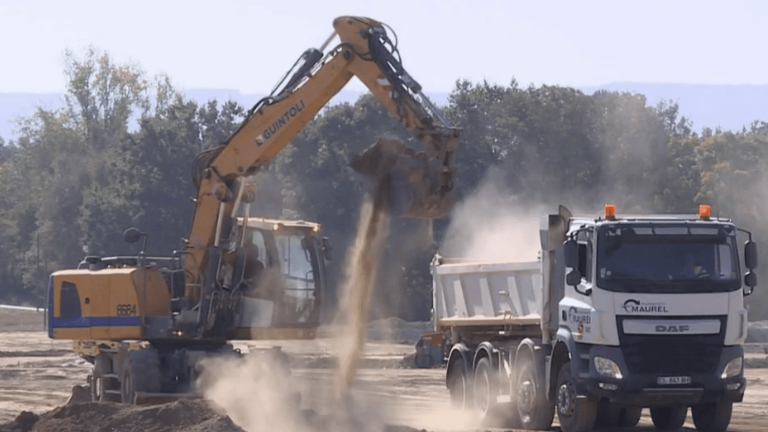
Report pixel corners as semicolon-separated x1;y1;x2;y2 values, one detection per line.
2;49;768;319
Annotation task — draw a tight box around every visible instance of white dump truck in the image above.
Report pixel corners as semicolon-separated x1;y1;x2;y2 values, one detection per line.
416;205;757;432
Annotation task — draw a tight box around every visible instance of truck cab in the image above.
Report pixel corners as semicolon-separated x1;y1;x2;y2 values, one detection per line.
553;204;756;432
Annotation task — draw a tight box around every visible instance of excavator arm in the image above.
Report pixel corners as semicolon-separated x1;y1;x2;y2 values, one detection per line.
178;16;461;338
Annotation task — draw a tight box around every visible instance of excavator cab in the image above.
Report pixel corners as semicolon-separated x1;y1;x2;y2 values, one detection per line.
228;217;328;340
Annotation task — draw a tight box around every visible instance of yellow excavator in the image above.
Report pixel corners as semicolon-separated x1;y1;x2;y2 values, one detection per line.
46;16;461;403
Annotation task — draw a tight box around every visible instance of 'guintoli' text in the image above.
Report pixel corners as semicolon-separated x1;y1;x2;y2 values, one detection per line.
263;101;306;141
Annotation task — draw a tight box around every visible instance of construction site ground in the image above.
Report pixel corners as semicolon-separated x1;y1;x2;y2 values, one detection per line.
1;309;768;431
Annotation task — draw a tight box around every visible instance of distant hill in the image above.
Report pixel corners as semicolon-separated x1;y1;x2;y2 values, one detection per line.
1;84;766;142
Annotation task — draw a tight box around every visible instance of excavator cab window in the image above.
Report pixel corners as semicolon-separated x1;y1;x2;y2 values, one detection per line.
275;232;318;324
248;231;269;269
237;227;322;327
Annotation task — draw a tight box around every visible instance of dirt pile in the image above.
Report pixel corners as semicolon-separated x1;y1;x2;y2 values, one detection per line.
0;399;244;432
1;381;429;432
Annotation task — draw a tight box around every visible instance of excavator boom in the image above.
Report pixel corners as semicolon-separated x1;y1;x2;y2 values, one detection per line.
180;16;461;338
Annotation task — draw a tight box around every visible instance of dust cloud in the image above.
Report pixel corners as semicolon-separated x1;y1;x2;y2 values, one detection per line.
440;168;546;263
199;353;305;432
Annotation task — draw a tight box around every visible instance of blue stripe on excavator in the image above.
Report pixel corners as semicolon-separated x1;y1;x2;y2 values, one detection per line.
50;316;142;328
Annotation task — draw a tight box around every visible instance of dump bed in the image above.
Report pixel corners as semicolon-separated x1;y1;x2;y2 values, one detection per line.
431;258;544;331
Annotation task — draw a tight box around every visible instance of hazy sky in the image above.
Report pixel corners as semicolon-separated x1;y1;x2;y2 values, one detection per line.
1;0;767;94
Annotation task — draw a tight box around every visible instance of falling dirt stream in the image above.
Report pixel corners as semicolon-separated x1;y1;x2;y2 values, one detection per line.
336;179;391;400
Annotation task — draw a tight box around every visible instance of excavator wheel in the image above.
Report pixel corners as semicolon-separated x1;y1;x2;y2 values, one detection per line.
120;349;161;404
350;138;453;219
92;354;120;402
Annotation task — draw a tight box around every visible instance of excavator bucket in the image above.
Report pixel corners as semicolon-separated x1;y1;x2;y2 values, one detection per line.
350;138;454;219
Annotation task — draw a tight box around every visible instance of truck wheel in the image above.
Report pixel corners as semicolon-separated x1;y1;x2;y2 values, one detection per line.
691;400;732;432
120;349;161;404
556;362;597;432
447;356;472;409
473;357;497;420
650;406;687;430
473;357;514;428
619;406;642;427
91;354;119;402
516;358;554;430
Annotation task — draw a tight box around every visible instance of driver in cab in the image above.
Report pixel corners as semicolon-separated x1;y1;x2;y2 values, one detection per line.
681;254;710;279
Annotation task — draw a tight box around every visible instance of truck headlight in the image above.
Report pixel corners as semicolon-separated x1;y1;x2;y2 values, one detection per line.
594;356;623;379
721;357;743;379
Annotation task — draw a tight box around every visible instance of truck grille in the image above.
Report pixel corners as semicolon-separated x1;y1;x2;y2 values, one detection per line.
617;316;726;376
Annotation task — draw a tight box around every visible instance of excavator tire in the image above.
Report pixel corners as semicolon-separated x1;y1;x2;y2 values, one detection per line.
120;349;161;404
92;354;120;402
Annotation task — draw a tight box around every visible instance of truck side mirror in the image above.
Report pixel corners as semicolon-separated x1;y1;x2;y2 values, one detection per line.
566;269;591;296
745;271;757;290
564;239;578;268
566;269;582;287
745;241;758;270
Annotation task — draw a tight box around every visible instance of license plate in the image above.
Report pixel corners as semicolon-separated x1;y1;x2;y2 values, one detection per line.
657;376;692;385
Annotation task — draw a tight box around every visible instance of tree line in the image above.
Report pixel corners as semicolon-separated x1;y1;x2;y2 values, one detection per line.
1;49;767;320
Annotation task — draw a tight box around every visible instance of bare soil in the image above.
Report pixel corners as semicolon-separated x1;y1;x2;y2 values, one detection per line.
1;310;768;431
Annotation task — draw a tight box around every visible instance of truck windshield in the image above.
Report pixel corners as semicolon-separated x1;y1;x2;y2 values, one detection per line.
596;225;741;293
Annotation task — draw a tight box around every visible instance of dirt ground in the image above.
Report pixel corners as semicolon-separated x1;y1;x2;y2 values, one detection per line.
1;309;768;431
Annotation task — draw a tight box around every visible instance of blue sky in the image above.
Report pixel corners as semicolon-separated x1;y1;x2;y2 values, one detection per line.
2;0;767;94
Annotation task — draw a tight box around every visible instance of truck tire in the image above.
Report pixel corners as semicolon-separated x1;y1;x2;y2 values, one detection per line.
650;406;687;430
473;357;497;420
447;356;472;409
691;400;732;432
556;362;597;432
91;354;119;402
516;358;554;430
120;349;161;404
619;406;642;427
473;357;515;428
